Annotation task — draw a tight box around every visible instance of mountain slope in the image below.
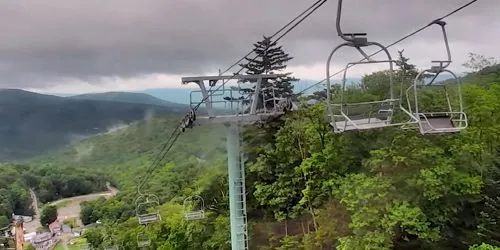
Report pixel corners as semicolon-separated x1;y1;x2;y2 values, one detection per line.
0;89;186;161
31;115;226;165
69;91;187;108
28;115;227;195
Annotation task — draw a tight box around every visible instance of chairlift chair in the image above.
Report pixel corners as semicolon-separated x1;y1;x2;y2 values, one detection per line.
102;235;121;250
405;20;468;135
183;195;205;221
261;86;295;113
326;0;406;133
135;194;161;225
137;234;151;248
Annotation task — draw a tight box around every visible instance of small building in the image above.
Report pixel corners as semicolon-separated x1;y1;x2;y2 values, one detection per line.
48;221;62;234
32;232;52;245
32;232;58;250
24;232;36;242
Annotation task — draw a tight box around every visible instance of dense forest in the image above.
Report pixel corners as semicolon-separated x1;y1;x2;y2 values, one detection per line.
47;49;499;249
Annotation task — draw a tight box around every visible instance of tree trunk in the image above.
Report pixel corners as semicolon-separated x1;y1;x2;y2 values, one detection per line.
308;201;318;231
285;220;288;237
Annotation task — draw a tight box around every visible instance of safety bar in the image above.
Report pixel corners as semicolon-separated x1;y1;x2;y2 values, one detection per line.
336;0;368;43
430;19;452;69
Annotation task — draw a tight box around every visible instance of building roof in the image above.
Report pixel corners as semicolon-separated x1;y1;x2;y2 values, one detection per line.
48;221;61;231
32;232;53;243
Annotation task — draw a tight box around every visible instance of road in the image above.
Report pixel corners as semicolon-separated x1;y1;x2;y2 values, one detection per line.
23;183;119;234
29;189;40;216
23;189;41;233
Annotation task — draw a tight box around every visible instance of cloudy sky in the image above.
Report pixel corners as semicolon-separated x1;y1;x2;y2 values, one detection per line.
0;0;497;94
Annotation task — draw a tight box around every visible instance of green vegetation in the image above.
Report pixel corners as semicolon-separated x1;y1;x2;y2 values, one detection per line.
54;237;89;250
0;89;186;161
65;53;500;249
469;243;500;250
2;48;500;248
239;36;298;108
0;164;34;228
0;163;110;227
63;218;78;228
40;205;57;227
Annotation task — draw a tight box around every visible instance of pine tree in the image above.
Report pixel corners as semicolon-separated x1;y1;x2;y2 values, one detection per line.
238;36;299;109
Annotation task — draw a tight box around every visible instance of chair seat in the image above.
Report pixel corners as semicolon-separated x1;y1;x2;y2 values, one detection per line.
333;117;389;132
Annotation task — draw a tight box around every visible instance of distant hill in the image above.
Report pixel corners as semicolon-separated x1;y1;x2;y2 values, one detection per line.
0;89;187;161
69;91;188;109
29;115;227;172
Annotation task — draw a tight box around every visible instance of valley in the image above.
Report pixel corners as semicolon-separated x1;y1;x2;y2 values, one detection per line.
23;184;119;234
0;89;190;161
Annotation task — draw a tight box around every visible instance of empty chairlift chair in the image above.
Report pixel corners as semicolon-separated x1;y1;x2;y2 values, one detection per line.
135;194;161;225
406;20;467;135
103;236;122;250
183;195;205;221
326;0;403;133
137;234;151;248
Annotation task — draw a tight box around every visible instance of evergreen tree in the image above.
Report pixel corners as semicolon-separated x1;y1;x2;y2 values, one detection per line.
238;36;299;109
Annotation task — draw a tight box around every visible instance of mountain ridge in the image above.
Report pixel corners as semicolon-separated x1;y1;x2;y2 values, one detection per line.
0;89;188;161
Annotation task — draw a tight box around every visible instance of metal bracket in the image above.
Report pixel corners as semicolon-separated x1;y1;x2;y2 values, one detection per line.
181;74;285;120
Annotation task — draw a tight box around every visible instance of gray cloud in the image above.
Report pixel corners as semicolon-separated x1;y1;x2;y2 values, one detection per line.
0;0;498;88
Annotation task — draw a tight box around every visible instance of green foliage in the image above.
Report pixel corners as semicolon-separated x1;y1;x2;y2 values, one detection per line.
241;58;500;249
40;205;58;227
0;216;9;228
5;52;500;249
239;36;298;108
23;244;36;250
0;162;110;222
0;164;34;221
0;89;186;161
469;243;500;250
63;218;78;228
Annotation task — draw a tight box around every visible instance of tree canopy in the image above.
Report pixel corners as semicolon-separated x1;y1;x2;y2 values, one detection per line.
40;205;57;227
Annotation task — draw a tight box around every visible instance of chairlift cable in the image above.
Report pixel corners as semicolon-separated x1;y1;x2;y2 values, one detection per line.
218;0;327;77
296;0;479;96
192;0;328;111
136;126;182;193
134;0;328;193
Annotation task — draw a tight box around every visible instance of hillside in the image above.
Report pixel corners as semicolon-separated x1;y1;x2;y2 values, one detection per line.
0;89;188;161
31;116;226;171
69;91;188;109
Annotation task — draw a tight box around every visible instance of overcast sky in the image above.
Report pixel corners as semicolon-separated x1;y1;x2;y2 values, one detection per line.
0;0;497;94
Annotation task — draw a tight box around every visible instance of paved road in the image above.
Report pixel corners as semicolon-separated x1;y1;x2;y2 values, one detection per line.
23;189;41;233
29;189;40;216
23;184;119;233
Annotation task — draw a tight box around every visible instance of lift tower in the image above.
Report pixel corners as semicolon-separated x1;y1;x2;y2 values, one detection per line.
13;216;23;250
181;74;292;250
